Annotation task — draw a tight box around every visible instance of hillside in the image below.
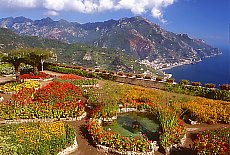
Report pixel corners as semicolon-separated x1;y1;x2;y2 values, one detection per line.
0;16;221;61
0;28;148;73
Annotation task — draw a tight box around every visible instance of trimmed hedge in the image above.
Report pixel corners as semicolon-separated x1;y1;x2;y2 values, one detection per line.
164;83;230;101
47;65;117;81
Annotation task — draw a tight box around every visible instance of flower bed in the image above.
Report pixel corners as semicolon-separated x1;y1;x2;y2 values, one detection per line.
87;118;154;153
193;128;230;155
85;83;186;154
148;103;186;148
0;121;76;155
58;74;84;80
20;72;55;80
0;81;85;120
182;97;230;124
0;80;40;93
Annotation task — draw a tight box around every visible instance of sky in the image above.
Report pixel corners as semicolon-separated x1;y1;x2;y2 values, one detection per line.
0;0;229;48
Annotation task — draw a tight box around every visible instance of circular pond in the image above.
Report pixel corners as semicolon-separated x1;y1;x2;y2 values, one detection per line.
103;112;160;141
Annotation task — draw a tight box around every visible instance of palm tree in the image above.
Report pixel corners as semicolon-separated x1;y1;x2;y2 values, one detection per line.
1;49;27;82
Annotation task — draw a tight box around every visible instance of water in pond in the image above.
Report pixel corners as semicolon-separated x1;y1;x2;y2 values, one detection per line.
103;112;160;141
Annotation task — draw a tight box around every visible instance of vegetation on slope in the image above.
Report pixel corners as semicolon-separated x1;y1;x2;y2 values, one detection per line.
0;28;149;73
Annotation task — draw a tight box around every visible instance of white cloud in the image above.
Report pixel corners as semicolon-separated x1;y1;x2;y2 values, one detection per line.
44;10;59;16
64;0;85;12
98;0;114;11
0;0;37;8
116;0;175;22
0;0;177;23
84;0;98;13
43;0;64;11
151;8;167;23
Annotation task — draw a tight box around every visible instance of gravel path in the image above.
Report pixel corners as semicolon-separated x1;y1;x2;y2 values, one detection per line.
66;120;106;155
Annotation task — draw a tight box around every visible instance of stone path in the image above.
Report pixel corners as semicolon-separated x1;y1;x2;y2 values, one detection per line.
66;120;106;155
0;75;15;84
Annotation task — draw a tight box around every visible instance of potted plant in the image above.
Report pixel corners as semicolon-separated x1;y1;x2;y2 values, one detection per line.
156;76;163;81
191;81;202;86
144;75;152;80
102;70;107;74
166;78;174;83
179;79;190;85
118;72;124;76
135;74;143;79
205;83;215;88
95;69;100;72
88;68;93;72
220;84;230;90
109;71;116;75
126;73;133;77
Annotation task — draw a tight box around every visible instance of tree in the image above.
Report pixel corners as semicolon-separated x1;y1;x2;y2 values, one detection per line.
25;48;54;74
1;49;27;82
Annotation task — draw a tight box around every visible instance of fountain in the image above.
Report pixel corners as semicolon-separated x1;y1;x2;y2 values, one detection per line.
132;120;140;129
103;112;160;141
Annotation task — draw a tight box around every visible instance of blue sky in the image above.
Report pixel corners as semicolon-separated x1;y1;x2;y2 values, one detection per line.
0;0;229;48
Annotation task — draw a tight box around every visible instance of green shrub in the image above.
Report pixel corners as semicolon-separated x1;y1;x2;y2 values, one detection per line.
0;63;15;75
62;79;98;86
164;83;230;101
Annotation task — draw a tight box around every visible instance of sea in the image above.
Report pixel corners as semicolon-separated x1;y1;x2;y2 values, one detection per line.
164;47;230;86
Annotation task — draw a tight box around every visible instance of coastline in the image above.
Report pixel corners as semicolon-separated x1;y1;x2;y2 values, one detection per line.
158;63;186;71
158;53;222;72
156;50;229;85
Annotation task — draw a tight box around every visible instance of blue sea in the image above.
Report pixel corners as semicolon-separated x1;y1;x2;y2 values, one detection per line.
165;47;230;86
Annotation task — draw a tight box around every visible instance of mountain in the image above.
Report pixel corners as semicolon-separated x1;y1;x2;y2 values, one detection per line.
0;28;148;73
0;16;221;61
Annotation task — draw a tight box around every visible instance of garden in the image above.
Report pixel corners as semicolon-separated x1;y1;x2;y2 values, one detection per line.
0;71;97;154
82;80;229;154
0;55;229;154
